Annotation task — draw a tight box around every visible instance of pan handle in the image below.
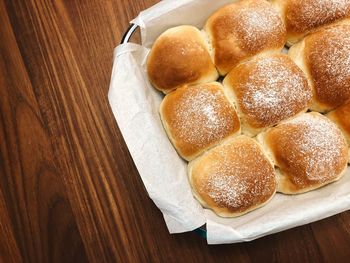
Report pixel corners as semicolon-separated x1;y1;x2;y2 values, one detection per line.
121;24;139;44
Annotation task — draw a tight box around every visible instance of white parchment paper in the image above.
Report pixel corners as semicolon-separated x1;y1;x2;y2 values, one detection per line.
108;0;350;244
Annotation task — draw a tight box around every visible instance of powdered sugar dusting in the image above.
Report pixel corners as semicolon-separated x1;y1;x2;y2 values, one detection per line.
170;84;239;150
198;138;276;211
286;0;350;33
236;55;312;128
177;40;206;57
235;4;285;50
270;114;348;187
208;0;286;74
307;25;350;108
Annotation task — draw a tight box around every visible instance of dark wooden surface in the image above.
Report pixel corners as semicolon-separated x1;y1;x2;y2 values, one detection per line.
1;0;350;262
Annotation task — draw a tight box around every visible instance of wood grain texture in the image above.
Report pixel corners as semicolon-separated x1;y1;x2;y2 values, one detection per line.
0;0;350;262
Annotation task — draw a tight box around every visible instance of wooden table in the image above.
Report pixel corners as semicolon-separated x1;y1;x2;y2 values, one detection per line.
1;1;350;262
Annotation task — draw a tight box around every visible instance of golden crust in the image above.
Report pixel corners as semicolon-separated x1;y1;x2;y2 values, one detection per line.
147;26;218;93
328;100;350;144
303;25;350;111
160;82;240;161
260;113;348;194
224;54;312;136
272;0;350;44
188;136;276;218
205;0;286;75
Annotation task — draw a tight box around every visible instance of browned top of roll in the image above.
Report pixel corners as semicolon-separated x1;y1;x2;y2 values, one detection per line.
205;0;286;75
190;136;276;217
264;113;348;192
224;54;312;130
147;26;218;93
160;82;240;161
304;24;350;110
328;100;350;140
283;0;350;36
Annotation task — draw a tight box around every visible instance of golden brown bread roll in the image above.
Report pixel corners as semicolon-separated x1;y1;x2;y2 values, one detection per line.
327;100;350;143
147;25;218;94
188;135;276;218
271;0;350;45
204;0;286;75
160;82;241;161
223;54;312;136
288;24;350;112
258;113;349;194
327;100;350;162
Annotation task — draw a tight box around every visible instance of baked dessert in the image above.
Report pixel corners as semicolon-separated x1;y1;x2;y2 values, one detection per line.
289;24;350;112
272;0;350;45
327;100;350;162
258;113;349;194
160;82;240;161
223;54;312;136
204;0;286;75
144;1;350;217
147;25;218;93
188;136;276;217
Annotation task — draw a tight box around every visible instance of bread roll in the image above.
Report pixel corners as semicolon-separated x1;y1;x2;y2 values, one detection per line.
258;113;348;194
204;0;286;75
272;0;350;45
223;54;312;136
188;136;276;218
160;82;240;161
147;26;218;94
328;100;350;143
288;24;350;112
327;100;350;162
